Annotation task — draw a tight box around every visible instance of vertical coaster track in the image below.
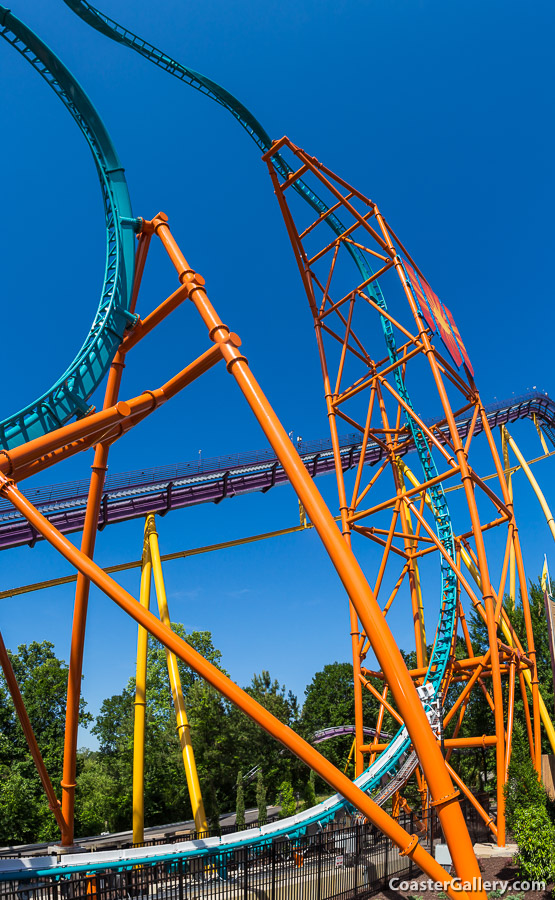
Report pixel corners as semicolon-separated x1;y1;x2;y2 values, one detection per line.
58;0;457;806
0;6;136;449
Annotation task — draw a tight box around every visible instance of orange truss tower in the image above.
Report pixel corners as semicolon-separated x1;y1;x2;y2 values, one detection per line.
263;136;543;849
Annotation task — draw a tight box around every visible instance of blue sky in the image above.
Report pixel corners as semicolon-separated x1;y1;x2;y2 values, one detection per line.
1;0;554;747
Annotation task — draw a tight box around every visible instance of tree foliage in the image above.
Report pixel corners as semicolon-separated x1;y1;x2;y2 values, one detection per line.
235;770;245;827
277;779;296;818
0;641;91;845
4;574;554;848
300;661;382;779
256;770;267;825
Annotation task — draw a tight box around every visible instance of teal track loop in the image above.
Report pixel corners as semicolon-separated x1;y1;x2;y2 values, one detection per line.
62;0;458;810
0;7;136;450
1;1;459;864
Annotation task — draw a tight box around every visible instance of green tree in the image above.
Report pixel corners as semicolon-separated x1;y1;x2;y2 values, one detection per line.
512;806;555;883
227;671;299;805
300;662;381;776
235;770;245;827
203;777;220;834
75;750;119;836
89;627;229;834
0;641;92;844
504;721;551;830
277;779;296;818
256;770;267;825
302;769;317;811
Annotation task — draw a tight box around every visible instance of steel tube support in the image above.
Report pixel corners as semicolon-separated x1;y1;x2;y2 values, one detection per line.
60;354;126;845
146;514;208;833
150;217;485;891
61;236;154;845
0;476;472;900
378;223;507;844
504;427;555;542
480;419;544;770
132;526;152;845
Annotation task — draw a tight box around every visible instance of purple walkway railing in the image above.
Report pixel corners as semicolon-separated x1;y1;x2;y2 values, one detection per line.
0;391;551;551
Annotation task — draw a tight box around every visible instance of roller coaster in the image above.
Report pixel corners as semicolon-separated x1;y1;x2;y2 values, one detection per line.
0;4;554;899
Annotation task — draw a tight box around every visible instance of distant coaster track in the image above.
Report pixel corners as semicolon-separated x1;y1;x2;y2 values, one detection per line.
0;391;552;552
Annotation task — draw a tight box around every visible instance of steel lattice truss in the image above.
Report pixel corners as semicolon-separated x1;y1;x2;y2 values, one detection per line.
1;6;553;898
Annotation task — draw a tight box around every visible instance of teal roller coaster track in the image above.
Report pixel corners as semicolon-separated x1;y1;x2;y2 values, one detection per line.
0;1;512;874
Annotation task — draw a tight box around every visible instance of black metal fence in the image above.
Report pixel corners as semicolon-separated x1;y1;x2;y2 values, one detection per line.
0;812;431;900
0;801;494;900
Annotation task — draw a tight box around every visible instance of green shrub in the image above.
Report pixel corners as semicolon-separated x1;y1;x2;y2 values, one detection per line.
235;770;245;827
511;805;555;883
277;779;296;818
504;722;548;831
256;770;267;825
302;770;316;811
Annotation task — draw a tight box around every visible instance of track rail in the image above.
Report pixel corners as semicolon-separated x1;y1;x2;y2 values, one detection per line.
0;7;136;451
1;391;550;552
1;2;546;872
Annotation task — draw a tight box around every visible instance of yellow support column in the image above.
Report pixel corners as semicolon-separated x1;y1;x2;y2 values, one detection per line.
398;458;555;754
146;514;208;833
501;428;516;605
132;523;152;845
503;427;555;543
398;462;427;666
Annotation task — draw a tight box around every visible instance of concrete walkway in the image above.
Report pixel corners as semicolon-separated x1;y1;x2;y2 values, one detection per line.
473;842;518;859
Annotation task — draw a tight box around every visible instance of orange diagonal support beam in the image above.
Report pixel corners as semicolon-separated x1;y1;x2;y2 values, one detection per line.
0;474;472;900
147;212;485;893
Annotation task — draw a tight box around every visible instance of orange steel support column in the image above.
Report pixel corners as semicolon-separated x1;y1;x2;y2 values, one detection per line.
150;214;484;891
61;234;151;845
376;213;507;847
505;658;516;779
313;306;365;776
0;476;475;900
0;631;67;839
381;395;427;670
60;357;125;844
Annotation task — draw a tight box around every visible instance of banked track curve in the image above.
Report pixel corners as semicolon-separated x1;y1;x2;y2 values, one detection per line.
0;6;136;451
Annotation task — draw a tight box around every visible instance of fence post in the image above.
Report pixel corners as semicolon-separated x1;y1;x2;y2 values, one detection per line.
178;857;184;900
354;824;359;899
243;848;248;900
271;840;276;900
384;835;389;890
317;834;322;900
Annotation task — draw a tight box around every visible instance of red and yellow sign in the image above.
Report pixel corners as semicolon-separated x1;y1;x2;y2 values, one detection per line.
402;259;473;376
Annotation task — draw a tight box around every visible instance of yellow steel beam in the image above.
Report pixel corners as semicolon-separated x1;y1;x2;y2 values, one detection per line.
500;428;516;605
0;521;316;599
398;458;555;755
146;514;208;834
132;525;152;844
397;462;427;666
503;427;555;543
343;736;356;774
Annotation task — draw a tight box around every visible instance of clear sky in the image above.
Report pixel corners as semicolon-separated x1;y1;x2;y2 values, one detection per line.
1;0;554;748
